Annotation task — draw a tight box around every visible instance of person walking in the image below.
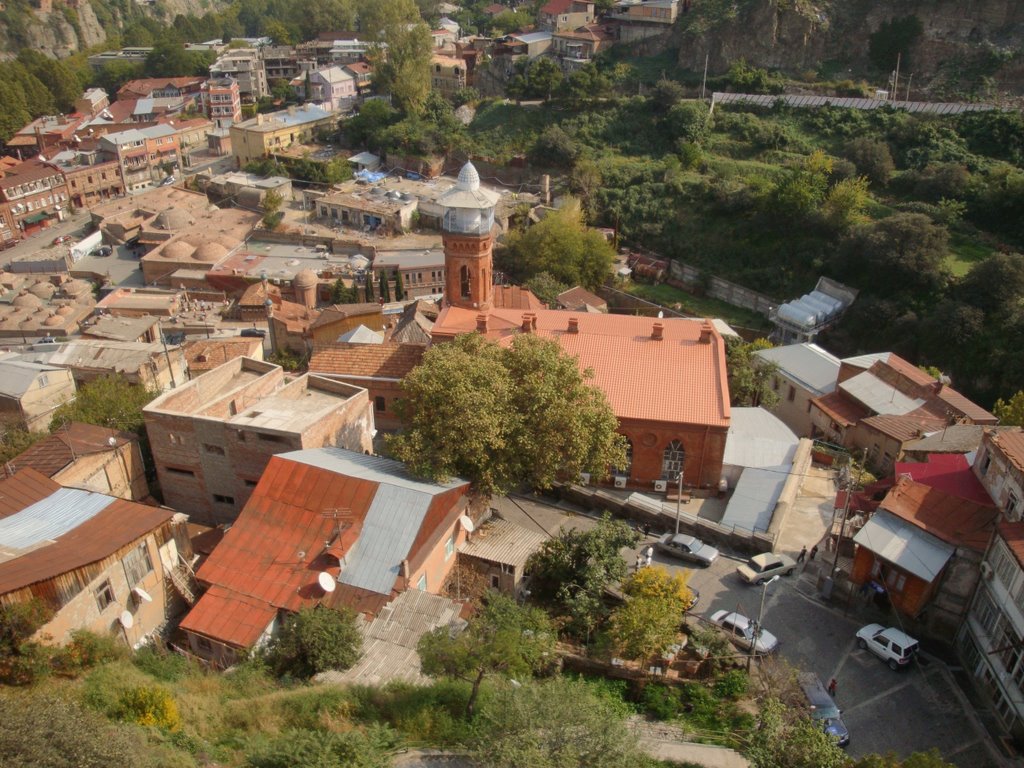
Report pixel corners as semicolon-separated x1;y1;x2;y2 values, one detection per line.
635;554;643;572
642;522;651;539
809;544;819;561
827;678;837;697
797;545;807;564
644;545;654;567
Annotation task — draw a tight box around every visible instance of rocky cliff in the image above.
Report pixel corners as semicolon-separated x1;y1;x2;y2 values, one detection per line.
674;0;1024;96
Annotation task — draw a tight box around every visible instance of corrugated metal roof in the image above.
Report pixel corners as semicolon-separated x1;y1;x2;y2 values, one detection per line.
459;517;547;568
854;509;954;582
712;92;995;114
755;343;840;396
340;485;431;594
281;447;468;495
337;325;384;344
0;487;116;556
842;352;890;370
723;407;799;469
840;371;923;415
0;360;64;397
720;466;787;533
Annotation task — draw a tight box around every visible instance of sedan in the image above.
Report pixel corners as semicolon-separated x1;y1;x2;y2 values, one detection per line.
52;234;73;246
709;610;779;654
736;552;797;585
655;532;719;566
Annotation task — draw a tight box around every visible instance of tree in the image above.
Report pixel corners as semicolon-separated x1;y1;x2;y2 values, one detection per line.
747;697;847;768
248;727;395;768
505;198;616;289
344;99;398;150
378;270;391;302
525;57;562;101
845;137;895;187
559;63;610;108
994;391;1024;427
361;0;432;114
471;678;646;768
666;100;711;144
0;424;43;466
525;271;569;306
50;376;156;434
821;176;870;231
265;606;362;678
418;592;556;717
388;333;626;495
530;124;579;168
610;567;692;662
331;278;358;304
394;270;405;301
526;515;639;640
261;188;284;229
364;271;374;301
957;251;1024;318
726;337;780;408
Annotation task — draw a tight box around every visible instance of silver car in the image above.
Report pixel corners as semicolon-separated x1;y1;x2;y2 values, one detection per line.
655;533;719;566
710;610;779;654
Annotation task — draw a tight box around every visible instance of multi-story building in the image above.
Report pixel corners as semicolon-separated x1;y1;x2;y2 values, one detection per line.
209;48;268;102
229;104;336;166
143;356;375;525
0;158;71;240
754;343;841;438
974;428;1024;522
117;77;206;103
99;125;181;193
430;54;467;95
302;65;357;112
50;149;124;209
551;23;614;70
607;0;679;42
537;0;594;31
262;45;302;82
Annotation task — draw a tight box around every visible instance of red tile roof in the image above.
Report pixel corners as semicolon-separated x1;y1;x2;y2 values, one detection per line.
309;303;383;331
999;521;1024;568
309;342;426;380
935;386;997;425
9;423;134;479
0;469;174;595
880;476;998;551
874;354;935;388
991;428;1024;474
184;337;264;374
860;412;946;443
117;77;205;99
812;390;870;427
0;159;64;192
492;285;543;310
432;309;730;427
540;0;574;14
556;285;606;311
895;454;994;507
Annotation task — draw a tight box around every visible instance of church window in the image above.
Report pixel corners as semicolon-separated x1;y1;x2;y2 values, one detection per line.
460;265;471;299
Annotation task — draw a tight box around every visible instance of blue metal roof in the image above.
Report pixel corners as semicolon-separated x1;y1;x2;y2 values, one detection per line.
0;488;116;551
721;467;788;533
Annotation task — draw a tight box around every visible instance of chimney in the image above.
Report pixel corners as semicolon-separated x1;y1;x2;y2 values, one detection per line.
287;105;297;116
567;317;579;334
400;559;409;578
651;322;663;341
521;313;532;333
476;313;488;332
531;314;537;330
256;113;264;126
699;319;713;344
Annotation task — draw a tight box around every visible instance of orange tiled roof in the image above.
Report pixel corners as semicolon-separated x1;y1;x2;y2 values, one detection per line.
309;303;382;331
310;342;426;380
184;337;264;374
935;386;997;424
556;285;606;310
880;476;998;552
875;354;936;388
811;390;870;428
492;285;542;310
432;308;730;428
991;428;1024;474
861;411;946;443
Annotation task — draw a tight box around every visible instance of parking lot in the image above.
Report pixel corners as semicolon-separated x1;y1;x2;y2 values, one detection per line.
496;495;1003;768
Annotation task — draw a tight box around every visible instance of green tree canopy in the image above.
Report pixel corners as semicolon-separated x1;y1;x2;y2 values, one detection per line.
50;376;156;434
505;198;616;290
360;0;432;114
525;271;570;306
726;337;779;409
994;391;1024;427
418;592;556;716
610;566;692;662
265;606;362;678
388;333;626;495
747;697;847;768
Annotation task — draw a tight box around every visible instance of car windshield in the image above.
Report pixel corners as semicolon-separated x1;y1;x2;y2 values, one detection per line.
746;558;763;572
811;704;841;720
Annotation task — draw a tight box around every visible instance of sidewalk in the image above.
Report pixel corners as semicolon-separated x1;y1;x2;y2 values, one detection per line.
630;718;750;768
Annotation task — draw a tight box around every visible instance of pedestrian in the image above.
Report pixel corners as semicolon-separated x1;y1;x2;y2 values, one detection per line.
827;678;837;697
635;554;643;572
644;545;654;567
642;522;651;538
809;544;819;561
797;545;807;564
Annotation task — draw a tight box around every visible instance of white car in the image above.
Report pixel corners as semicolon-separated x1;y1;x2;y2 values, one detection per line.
710;610;779;654
736;552;797;585
655;533;719;566
856;624;919;670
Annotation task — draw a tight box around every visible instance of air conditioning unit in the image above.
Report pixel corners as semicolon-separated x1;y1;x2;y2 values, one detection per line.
980;561;994;580
579;472;590;486
614;476;627;489
654;480;667;492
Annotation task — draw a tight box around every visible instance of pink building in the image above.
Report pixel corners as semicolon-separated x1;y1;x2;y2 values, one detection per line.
201;78;242;127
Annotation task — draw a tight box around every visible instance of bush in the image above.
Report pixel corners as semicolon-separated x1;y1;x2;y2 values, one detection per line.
713;669;749;700
53;630;125;677
114;684;181;731
247;726;396;768
642;682;685;720
265;607;362;679
132;644;191;682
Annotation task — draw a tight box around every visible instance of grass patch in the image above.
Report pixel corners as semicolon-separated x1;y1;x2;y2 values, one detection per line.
624;282;772;331
947;233;993;276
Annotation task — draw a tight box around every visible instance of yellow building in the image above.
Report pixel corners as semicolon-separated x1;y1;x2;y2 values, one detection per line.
430;54;467;95
229;104;337;167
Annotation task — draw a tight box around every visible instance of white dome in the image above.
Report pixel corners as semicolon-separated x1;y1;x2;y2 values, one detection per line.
457;162;480;191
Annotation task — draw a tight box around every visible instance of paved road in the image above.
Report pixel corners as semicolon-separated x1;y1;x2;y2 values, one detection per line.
496;494;1003;768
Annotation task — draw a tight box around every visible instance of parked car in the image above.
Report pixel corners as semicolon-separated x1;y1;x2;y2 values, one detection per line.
96;245;112;257
240;328;267;338
0;238;19;251
655;533;719;566
798;672;850;747
736;552;797;585
52;234;73;245
855;624;919;670
159;175;176;186
683;586;700;613
709;610;779;654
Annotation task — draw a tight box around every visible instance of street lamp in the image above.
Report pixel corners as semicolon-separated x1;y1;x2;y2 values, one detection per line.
674;467;684;535
748;574;780;673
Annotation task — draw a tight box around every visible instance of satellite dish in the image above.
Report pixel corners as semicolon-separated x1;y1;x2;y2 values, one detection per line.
119;611;134;629
108;436;117;447
133;586;153;602
459;514;474;533
317;571;336;593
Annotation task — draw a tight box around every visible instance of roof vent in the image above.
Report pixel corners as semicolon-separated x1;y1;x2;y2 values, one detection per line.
476;313;488;332
651;322;664;341
699;319;713;344
567;317;579;334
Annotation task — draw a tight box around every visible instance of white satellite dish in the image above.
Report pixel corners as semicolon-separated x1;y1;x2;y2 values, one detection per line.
317;571;336;593
119;611;134;629
459;514;474;533
133;586;153;603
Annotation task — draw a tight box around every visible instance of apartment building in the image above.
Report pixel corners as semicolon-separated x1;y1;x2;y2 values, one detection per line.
51;149;124;209
201;77;242;126
0;158;71;241
99;125;181;193
209;48;268;102
229;104;336;166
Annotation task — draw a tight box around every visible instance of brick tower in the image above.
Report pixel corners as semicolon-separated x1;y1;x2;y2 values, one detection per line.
439;161;499;311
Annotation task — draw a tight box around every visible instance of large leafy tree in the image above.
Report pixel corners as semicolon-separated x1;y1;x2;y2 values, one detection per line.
388;333;626;495
418;592;556;716
471;678;647;768
265;606;362;678
994;391;1024;426
360;0;432;115
50;376;156;434
747;697;847;768
610;566;692;662
505;198;616;290
526;515;639;640
727;337;780;409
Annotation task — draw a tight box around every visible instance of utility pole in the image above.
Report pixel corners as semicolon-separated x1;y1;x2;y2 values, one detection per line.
700;53;709;101
893;52;902;101
905;73;914;101
748;574;779;673
674;466;684;535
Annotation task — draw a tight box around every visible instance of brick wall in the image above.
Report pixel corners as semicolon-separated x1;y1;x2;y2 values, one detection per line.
619;418;727;491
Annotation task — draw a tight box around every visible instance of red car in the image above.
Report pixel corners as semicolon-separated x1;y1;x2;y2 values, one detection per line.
52;234;73;246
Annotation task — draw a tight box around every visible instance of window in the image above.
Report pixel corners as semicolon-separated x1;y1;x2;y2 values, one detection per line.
213;494;235;504
417;575;427;591
445;532;455;560
244;479;258;488
991;543;1019;590
375;396;386;412
771;377;779;391
460;265;471;298
165;466;195;477
94;579;115;611
122;542;153;587
981;452;991;477
787;385;796;402
195;635;212;651
1007;491;1020;521
37;373;48;387
490;574;500;589
203;443;225;455
661;440;685;480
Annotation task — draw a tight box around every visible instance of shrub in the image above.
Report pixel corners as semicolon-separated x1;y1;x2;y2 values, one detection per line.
114;684;181;731
713;669;749;700
247;725;396;768
53;629;125;676
642;682;685;720
133;644;191;682
265;606;362;679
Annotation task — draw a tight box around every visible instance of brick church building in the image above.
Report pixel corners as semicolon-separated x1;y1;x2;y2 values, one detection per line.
430;163;731;493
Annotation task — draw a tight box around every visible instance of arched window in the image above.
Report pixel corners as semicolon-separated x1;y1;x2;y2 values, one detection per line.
662;440;685;481
460;265;471;298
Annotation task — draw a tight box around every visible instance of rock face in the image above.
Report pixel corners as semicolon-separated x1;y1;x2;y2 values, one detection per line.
0;0;221;59
674;0;1024;94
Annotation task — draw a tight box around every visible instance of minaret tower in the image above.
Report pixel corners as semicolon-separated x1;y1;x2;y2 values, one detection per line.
438;161;499;311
